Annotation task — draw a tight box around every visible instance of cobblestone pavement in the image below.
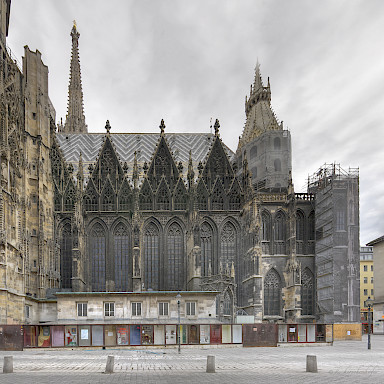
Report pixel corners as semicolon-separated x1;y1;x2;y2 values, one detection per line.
1;335;383;383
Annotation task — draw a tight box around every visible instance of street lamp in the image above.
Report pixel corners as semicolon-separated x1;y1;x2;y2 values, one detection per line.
365;296;374;350
176;292;181;354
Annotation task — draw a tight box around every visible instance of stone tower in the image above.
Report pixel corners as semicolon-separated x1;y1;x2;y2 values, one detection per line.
237;61;291;191
62;22;87;133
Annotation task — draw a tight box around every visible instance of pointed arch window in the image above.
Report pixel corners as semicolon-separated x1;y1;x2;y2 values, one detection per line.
261;211;271;254
64;186;76;211
308;211;315;254
274;159;281;172
197;182;208;210
221;222;236;266
114;223;131;291
212;184;224;210
301;268;314;316
296;210;305;254
264;269;281;316
156;184;170;210
54;193;62;212
223;290;232;316
139;182;153;210
91;223;106;291
119;183;132;211
60;223;72;289
201;222;213;276
166;223;184;290
84;191;98;211
274;137;281;150
274;211;286;254
174;184;187;211
144;223;160;290
229;184;241;210
101;185;115;211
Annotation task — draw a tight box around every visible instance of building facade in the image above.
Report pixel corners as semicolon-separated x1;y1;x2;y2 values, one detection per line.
0;3;360;326
360;246;374;323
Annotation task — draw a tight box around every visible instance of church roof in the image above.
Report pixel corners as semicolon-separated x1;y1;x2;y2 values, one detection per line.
56;132;236;179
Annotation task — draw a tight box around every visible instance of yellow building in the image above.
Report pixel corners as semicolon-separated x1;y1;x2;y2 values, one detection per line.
360;246;374;327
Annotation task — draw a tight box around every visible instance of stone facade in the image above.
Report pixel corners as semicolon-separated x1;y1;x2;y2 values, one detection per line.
0;3;360;326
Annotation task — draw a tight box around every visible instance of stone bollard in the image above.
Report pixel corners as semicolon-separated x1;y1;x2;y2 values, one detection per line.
306;355;318;373
105;355;114;374
3;356;13;374
206;355;215;373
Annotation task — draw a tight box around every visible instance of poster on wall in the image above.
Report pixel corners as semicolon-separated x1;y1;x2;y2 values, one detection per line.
81;329;89;340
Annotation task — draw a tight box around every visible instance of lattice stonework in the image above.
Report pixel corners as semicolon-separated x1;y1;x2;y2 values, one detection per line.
60;223;72;289
144;223;160;290
91;223;106;291
201;222;213;276
220;222;236;265
114;223;131;291
166;223;184;290
301;268;314;315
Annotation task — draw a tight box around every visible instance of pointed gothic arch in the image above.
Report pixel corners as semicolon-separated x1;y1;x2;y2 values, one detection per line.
113;221;131;291
296;209;305;254
211;178;225;210
274;210;286;254
118;179;132;211
90;222;106;291
156;179;171;210
301;268;314;316
63;180;76;212
84;179;98;211
60;221;72;289
165;221;184;290
264;268;281;316
139;179;153;210
200;221;215;276
228;179;241;210
143;221;160;290
308;211;315;254
196;180;208;210
101;178;115;211
220;221;236;266
261;210;272;254
173;179;187;211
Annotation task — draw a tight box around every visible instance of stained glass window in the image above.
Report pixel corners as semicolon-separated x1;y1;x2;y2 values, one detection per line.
166;223;183;290
144;223;159;290
264;269;281;316
60;223;72;289
114;223;131;291
91;223;106;291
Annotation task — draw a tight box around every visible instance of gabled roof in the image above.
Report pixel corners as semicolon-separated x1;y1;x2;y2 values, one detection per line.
56;132;235;180
367;236;384;246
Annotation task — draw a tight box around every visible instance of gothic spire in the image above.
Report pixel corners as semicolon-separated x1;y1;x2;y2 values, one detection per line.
63;22;88;134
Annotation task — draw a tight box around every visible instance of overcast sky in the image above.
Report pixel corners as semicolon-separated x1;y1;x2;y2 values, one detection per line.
6;0;384;246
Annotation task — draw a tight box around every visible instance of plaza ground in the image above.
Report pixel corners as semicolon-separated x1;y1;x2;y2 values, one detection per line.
0;334;383;383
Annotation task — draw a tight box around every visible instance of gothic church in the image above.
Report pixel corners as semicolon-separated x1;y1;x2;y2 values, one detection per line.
0;2;360;325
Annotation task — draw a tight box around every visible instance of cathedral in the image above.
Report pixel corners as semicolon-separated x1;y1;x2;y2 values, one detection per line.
0;1;360;326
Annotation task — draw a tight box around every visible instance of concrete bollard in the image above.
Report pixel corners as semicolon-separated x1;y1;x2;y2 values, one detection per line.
3;356;13;374
105;355;114;374
306;355;318;373
206;355;215;373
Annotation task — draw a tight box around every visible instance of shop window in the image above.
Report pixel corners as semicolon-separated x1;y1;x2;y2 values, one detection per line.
104;302;115;317
132;302;142;316
77;303;87;317
186;301;196;316
159;302;169;316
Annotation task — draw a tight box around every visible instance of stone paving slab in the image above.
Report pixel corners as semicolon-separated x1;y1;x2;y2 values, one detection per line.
0;335;383;383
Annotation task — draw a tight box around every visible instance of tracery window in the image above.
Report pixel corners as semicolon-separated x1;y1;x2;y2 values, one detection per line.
144;223;160;290
301;268;314;316
197;182;208;210
166;223;183;290
221;222;236;265
64;185;76;211
84;192;98;211
201;222;213;276
296;210;305;254
54;193;62;212
119;183;132;211
114;223;131;291
229;189;241;210
60;223;72;289
139;182;153;210
101;184;115;211
91;223;106;291
212;184;224;210
264;269;281;316
274;211;286;254
174;184;187;211
156;184;170;210
261;211;271;254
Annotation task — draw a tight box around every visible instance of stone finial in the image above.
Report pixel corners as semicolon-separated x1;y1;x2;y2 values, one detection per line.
214;119;220;137
105;120;111;134
187;150;195;183
159;119;165;135
177;161;183;174
198;161;203;175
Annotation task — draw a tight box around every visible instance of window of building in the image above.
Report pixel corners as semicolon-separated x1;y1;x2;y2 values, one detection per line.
250;145;257;159
104;302;115;317
336;210;346;231
25;305;31;319
158;302;169;316
132;302;142;316
186;302;196;316
274;137;281;150
251;166;257;179
60;223;73;289
371;277;374;284
364;265;368;272
371;265;373;271
144;223;160;290
371;289;374;295
114;223;131;292
166;223;183;290
77;303;87;317
274;158;281;172
91;223;106;292
363;289;368;296
301;268;314;316
264;269;281;316
201;223;213;276
364;277;368;284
